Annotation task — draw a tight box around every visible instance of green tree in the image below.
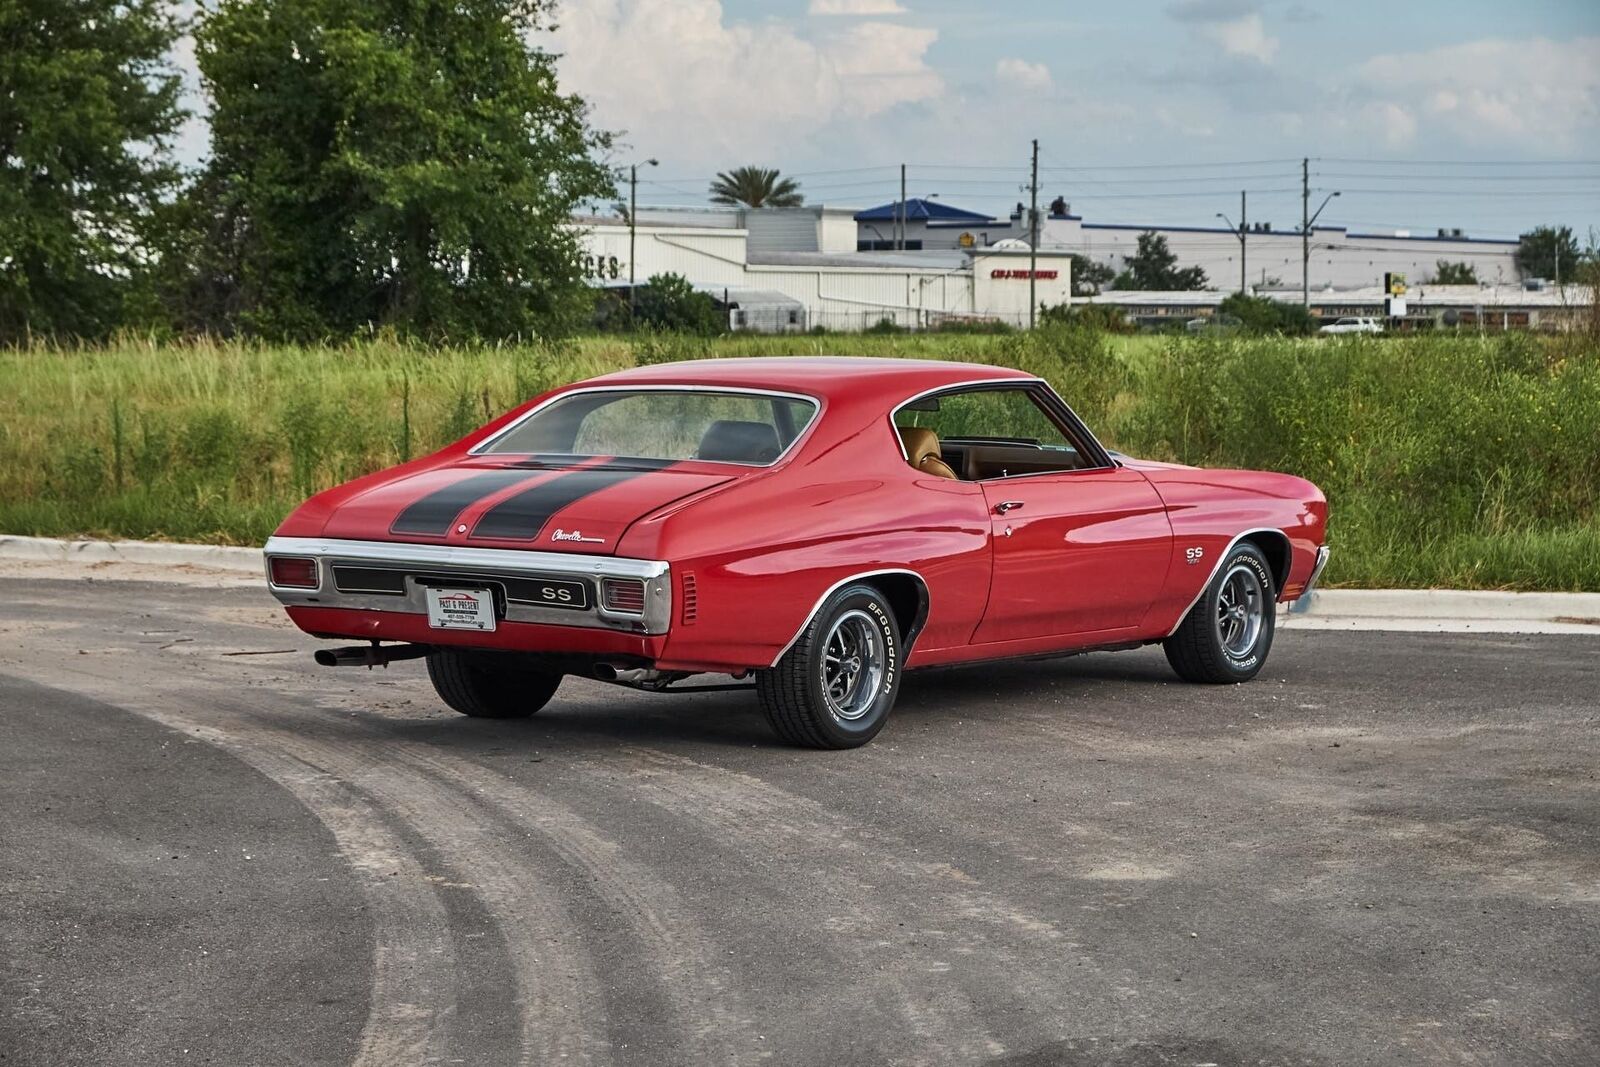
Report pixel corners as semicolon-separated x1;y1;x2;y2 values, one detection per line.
1069;254;1115;297
708;167;803;209
1112;232;1208;291
1217;292;1316;336
632;273;724;335
0;0;184;342
1432;260;1478;284
1517;225;1579;282
180;0;614;340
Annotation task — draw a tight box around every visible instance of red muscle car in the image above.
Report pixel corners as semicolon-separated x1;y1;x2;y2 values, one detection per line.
265;358;1329;748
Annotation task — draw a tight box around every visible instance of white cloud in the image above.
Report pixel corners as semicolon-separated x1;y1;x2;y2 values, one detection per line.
995;58;1053;92
808;0;907;14
551;0;940;164
1208;13;1278;62
1358;36;1600;149
1167;2;1278;64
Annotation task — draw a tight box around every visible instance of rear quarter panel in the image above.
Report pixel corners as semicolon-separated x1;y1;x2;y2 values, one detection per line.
1134;465;1328;634
619;402;994;672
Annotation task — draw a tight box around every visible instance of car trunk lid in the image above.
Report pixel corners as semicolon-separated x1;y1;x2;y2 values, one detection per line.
320;457;734;554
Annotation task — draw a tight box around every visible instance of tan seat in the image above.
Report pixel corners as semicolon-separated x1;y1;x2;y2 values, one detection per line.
898;426;959;480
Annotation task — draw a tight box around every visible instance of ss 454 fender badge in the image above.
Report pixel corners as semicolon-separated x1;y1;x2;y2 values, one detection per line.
1186;546;1205;565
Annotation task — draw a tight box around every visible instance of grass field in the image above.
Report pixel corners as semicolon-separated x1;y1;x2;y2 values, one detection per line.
2;329;1597;590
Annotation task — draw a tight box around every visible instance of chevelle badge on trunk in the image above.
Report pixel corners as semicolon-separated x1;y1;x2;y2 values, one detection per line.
265;357;1329;749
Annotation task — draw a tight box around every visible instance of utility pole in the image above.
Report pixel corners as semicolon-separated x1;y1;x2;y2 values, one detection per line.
1239;190;1247;294
1028;138;1039;330
897;163;907;251
628;158;657;315
1300;157;1309;309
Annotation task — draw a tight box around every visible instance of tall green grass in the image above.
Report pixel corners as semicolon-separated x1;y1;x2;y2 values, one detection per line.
0;330;1595;589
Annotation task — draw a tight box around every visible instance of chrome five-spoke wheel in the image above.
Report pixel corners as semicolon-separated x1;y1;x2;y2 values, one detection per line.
1215;563;1265;658
820;608;887;722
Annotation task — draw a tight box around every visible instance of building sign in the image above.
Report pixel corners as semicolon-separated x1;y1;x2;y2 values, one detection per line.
958;232;975;248
583;254;622;280
1384;271;1407;317
991;269;1059;280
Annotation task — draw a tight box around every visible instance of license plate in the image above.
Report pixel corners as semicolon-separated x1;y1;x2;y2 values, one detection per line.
426;586;497;631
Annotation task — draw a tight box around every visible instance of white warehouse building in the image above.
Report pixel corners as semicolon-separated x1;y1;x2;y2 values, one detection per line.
857;199;1525;292
575;206;1072;331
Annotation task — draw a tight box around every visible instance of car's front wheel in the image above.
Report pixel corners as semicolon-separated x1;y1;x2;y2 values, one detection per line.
1163;542;1276;684
426;649;562;719
756;583;903;749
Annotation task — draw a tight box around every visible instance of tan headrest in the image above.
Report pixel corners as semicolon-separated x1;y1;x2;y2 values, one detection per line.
899;426;942;467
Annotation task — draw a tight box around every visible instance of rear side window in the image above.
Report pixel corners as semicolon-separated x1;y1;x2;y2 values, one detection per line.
481;389;819;466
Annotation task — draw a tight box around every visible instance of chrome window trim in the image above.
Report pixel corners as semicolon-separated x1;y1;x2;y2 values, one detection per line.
1164;527;1291;638
887;378;1117;476
263;536;672;634
468;383;825;467
768;568;930;667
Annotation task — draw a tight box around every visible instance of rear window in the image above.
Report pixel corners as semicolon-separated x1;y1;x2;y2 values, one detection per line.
479;389;819;466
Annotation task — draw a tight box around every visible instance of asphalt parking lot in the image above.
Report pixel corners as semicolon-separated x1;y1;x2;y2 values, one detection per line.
1;571;1596;1066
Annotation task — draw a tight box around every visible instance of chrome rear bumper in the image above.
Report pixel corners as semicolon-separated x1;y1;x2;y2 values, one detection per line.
263;536;673;635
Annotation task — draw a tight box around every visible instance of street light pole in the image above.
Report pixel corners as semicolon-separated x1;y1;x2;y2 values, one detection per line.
1216;190;1247;295
1302;188;1340;309
628;158;658;315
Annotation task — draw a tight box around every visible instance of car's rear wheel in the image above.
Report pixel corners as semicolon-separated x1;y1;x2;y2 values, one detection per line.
756;583;903;749
426;649;562;719
1163;542;1275;684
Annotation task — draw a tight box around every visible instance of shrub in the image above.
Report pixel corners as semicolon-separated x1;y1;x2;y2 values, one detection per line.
632;273;726;335
1037;301;1135;334
1217;293;1317;336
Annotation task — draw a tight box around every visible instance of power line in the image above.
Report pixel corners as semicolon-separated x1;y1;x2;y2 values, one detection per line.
1315;157;1600;167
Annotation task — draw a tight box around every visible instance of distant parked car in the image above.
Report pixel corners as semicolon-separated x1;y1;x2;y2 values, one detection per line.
1186;313;1241;334
1319;317;1384;335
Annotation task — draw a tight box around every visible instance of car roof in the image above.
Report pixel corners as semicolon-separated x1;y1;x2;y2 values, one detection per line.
580;357;1035;403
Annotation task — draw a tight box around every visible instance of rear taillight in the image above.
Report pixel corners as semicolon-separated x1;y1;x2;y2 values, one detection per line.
600;577;646;615
268;556;319;589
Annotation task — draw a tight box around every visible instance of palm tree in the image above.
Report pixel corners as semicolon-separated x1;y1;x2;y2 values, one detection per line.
708;167;804;209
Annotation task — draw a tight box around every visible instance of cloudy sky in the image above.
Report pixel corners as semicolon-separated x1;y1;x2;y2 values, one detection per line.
177;0;1600;239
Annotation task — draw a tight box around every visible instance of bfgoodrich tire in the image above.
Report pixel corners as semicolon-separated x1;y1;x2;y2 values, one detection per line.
756;583;904;749
1163;542;1276;684
426;649;562;719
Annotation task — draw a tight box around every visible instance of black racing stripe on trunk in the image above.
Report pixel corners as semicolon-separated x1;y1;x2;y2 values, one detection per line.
469;457;676;541
389;470;541;536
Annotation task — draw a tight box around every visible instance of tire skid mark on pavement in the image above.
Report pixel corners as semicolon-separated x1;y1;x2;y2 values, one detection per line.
575;745;1090;1060
0;661;461;1067
9;631;759;1065
389;743;762;1066
0;649;599;1067
236;723;611;1065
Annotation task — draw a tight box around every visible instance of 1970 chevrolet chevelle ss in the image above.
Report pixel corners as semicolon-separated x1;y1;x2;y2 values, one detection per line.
265;357;1329;748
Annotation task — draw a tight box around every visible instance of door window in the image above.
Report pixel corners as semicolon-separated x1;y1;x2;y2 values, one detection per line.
894;386;1096;479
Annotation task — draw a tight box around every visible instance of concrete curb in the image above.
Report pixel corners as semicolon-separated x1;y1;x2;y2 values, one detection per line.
1281;588;1600;635
1;535;1597;634
0;534;264;574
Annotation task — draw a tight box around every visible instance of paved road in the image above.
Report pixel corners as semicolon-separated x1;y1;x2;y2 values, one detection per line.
1;573;1596;1066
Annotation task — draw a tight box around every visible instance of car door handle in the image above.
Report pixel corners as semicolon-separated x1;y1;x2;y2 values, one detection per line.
993;500;1024;514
